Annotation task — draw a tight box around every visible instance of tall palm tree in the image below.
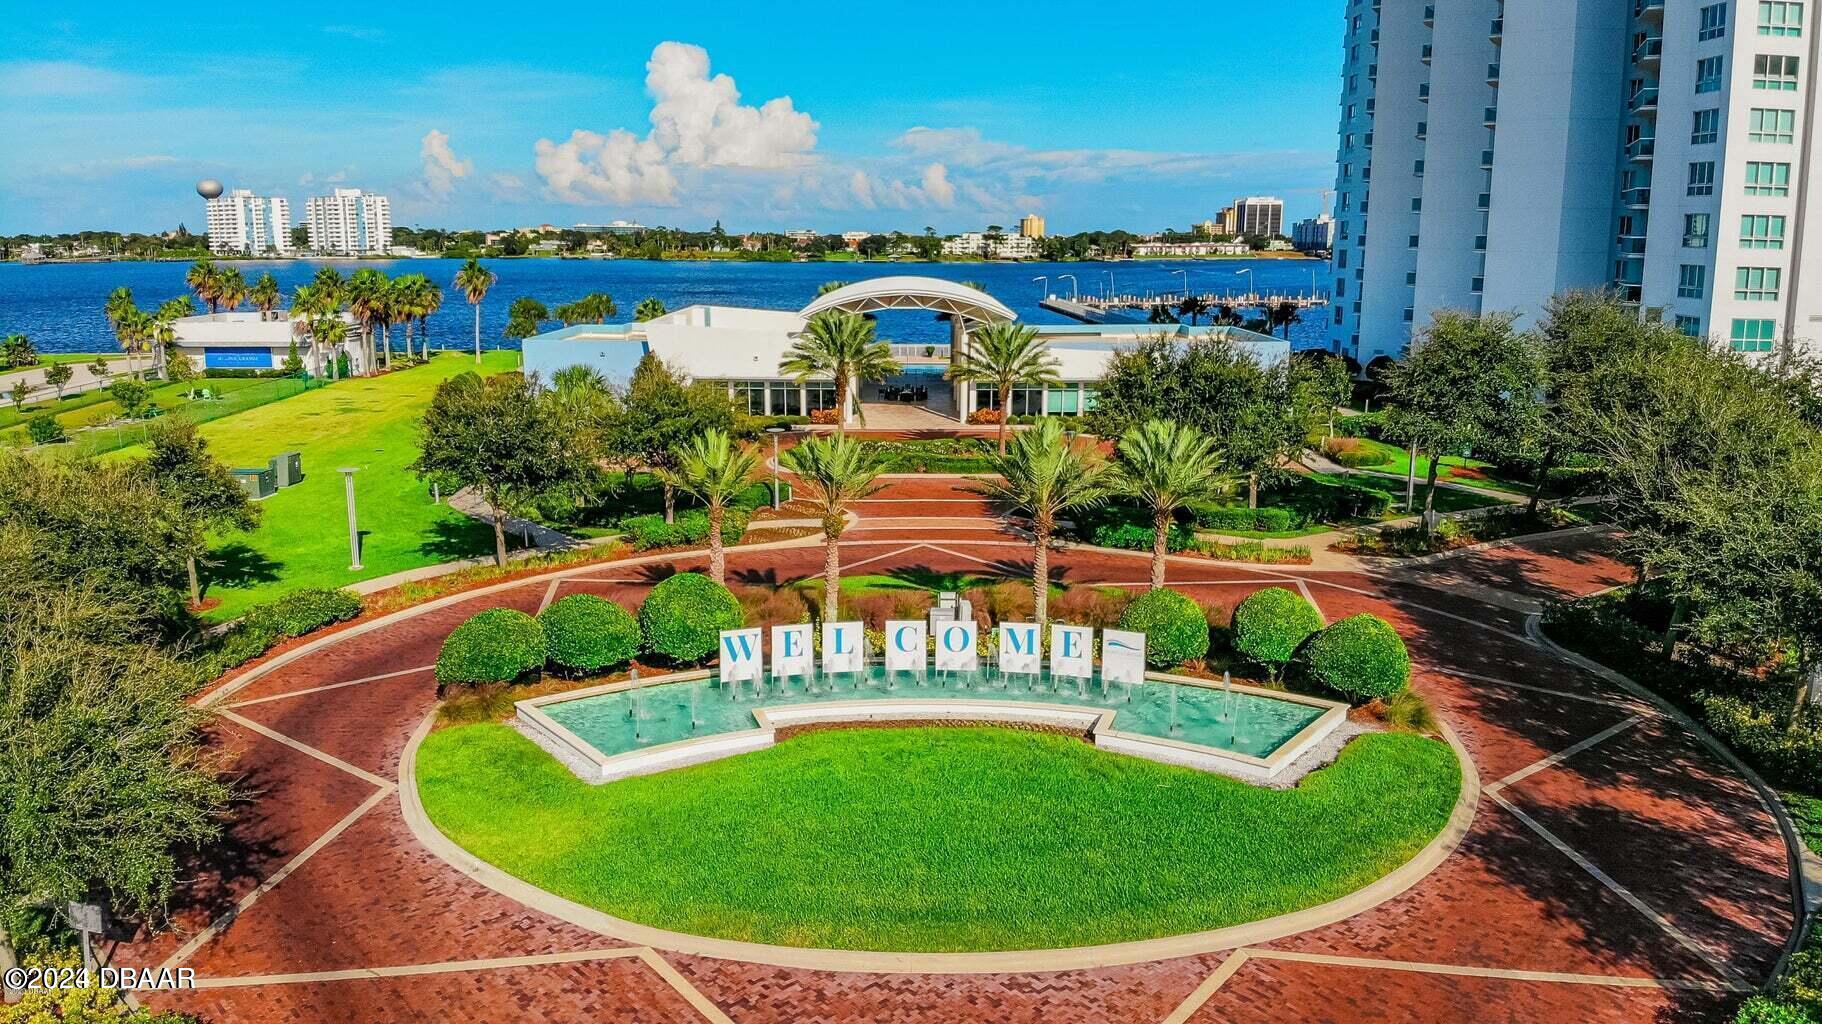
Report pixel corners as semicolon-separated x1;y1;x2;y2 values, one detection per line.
346;268;389;374
290;284;333;378
104;286;136;332
778;432;884;622
416;279;444;359
555;292;617;325
947;321;1062;453
184;257;220;312
249;272;281;322
1269;301;1301;339
311;266;346;305
973;418;1109;624
215;267;247;312
313;316;350;379
1114;419;1231;589
659;429;761;585
780;311;901;426
151;296;195;378
112;306;153;380
815;280;851;297
390;276;426;362
453;258;496;364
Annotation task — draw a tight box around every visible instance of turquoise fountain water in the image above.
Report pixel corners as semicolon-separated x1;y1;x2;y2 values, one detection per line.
541;665;1324;761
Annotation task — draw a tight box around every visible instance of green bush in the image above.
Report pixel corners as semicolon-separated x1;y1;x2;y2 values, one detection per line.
1190;505;1301;533
242;588;362;639
1734;996;1818;1024
639;572;744;664
1092;522;1193;552
540;594;641;674
621;508;750;550
1332;411;1386;440
1230;587;1325;676
1298;613;1411;702
26;414;65;445
436;608;547;686
1116;588;1210;668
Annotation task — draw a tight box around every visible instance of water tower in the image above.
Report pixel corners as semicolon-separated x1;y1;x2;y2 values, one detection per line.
196;179;224;200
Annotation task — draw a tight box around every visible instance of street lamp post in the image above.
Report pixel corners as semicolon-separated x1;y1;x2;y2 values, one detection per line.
1058;274;1078;301
1171;268;1188;301
338;467;363;570
1236;267;1254;304
765;425;788;510
1033;275;1048;300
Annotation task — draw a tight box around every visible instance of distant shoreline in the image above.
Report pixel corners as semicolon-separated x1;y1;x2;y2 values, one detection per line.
8;252;1325;267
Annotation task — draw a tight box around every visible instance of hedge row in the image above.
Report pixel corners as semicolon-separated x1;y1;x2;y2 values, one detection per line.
195;587;363;680
621;508;750;550
1092;522;1195;553
1190;505;1301;534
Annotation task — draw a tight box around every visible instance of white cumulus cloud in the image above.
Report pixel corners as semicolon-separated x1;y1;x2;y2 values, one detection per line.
418;129;472;200
534;41;818;205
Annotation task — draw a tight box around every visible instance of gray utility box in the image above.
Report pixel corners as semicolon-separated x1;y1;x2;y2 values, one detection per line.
232;467;277;501
270;451;303;488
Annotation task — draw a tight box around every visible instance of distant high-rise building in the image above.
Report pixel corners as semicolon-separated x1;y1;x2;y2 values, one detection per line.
1215;206;1239;235
1232;197;1287;238
1293;214;1337;252
1018;213;1047;238
205;189;291;255
1329;0;1821;364
304;189;392;255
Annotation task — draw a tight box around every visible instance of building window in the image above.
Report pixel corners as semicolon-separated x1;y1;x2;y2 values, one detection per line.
1744;160;1792;195
1413;158;1425;175
1675;315;1704;337
1405;271;1418;286
1754;53;1802;88
1731;317;1778;351
1688;161;1717;195
1678;264;1707;298
1011;387;1044;417
1697;56;1726;92
1410;197;1422;212
1749;107;1797;141
731;380;767;415
1402;307;1415;323
804;383;837;413
1684;213;1712;247
1736;266;1783;300
1045;388;1080;416
1741;214;1788;248
1760;1;1804;35
1081;389;1100;412
1701;3;1730;39
770;381;802;416
1692;108;1722;143
1408;234;1420;248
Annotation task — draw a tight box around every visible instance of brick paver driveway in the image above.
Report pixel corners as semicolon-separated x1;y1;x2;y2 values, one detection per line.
119;482;1797;1022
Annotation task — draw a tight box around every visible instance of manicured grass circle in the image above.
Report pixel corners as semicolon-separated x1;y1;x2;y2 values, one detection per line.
638;572;743;664
417;724;1459;952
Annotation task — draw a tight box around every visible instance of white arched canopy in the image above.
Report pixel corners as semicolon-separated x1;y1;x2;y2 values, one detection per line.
798;276;1016;325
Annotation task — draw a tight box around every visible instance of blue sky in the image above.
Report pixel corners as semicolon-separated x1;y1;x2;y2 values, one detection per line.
0;2;1344;236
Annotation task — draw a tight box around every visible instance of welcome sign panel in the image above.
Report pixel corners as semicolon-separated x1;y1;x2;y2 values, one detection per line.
884;620;926;672
934;620;979;672
719;628;764;683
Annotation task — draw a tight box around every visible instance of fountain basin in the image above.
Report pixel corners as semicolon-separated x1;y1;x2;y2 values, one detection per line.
515;667;1348;785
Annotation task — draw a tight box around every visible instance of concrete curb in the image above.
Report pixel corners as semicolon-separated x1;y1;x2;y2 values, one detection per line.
395;704;1479;974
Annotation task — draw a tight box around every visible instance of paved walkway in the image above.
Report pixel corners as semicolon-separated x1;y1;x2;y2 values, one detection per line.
115;481;1795;1022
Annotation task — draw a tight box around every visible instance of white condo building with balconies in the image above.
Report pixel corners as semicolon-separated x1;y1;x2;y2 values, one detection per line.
205;189;291;255
1328;0;1820;364
304;188;393;255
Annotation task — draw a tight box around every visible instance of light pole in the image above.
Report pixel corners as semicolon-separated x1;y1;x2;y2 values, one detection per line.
1171;268;1188;300
1103;270;1115;301
765;425;788;510
1058;274;1078;300
1033;275;1048;300
1235;267;1254;303
338;467;363;570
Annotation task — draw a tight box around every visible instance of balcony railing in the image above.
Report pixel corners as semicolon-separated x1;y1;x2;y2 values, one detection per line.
1630;86;1659;112
1616;235;1648;256
1627;137;1657;161
889;344;951;360
1622;185;1653;207
1634;36;1663;65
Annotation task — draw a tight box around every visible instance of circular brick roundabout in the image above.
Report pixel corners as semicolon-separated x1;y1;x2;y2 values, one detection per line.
118;483;1800;1023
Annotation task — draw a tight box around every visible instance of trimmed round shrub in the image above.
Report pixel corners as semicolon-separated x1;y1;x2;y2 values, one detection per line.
1298;613;1411;702
1116;588;1211;668
436;608;546;686
540;594;641;674
638;572;744;664
1230;587;1325;677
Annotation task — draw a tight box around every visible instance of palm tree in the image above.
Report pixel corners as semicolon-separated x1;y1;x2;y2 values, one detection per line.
1177;295;1210;326
973;418;1109;624
390;276;427;362
660;429;761;585
415;278;444;359
633;297;667;322
1269;301;1301;339
346;268;389;373
555;292;617;325
104;286;136;332
815;280;850;297
780;311;901;426
151;296;195;378
453;258;497;364
215;267;247;312
313;316;350;379
947;321;1062;453
311;266;346;305
1114;419;1231;589
184;257;220;312
249;273;281;322
779;432;884;622
290;284;333;378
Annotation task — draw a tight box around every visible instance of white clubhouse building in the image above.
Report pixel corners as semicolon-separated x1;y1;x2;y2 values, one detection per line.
170;310;365;376
523;277;1288;425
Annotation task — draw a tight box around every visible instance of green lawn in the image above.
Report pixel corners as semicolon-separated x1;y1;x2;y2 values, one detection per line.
1;376;276;435
113;353;519;620
418;724;1459;952
1342;438;1533;496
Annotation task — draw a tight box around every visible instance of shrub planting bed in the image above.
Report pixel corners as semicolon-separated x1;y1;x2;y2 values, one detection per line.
639;572;744;664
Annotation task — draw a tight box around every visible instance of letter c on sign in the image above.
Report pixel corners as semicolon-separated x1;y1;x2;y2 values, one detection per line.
894;626;916;652
943;626;967;652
